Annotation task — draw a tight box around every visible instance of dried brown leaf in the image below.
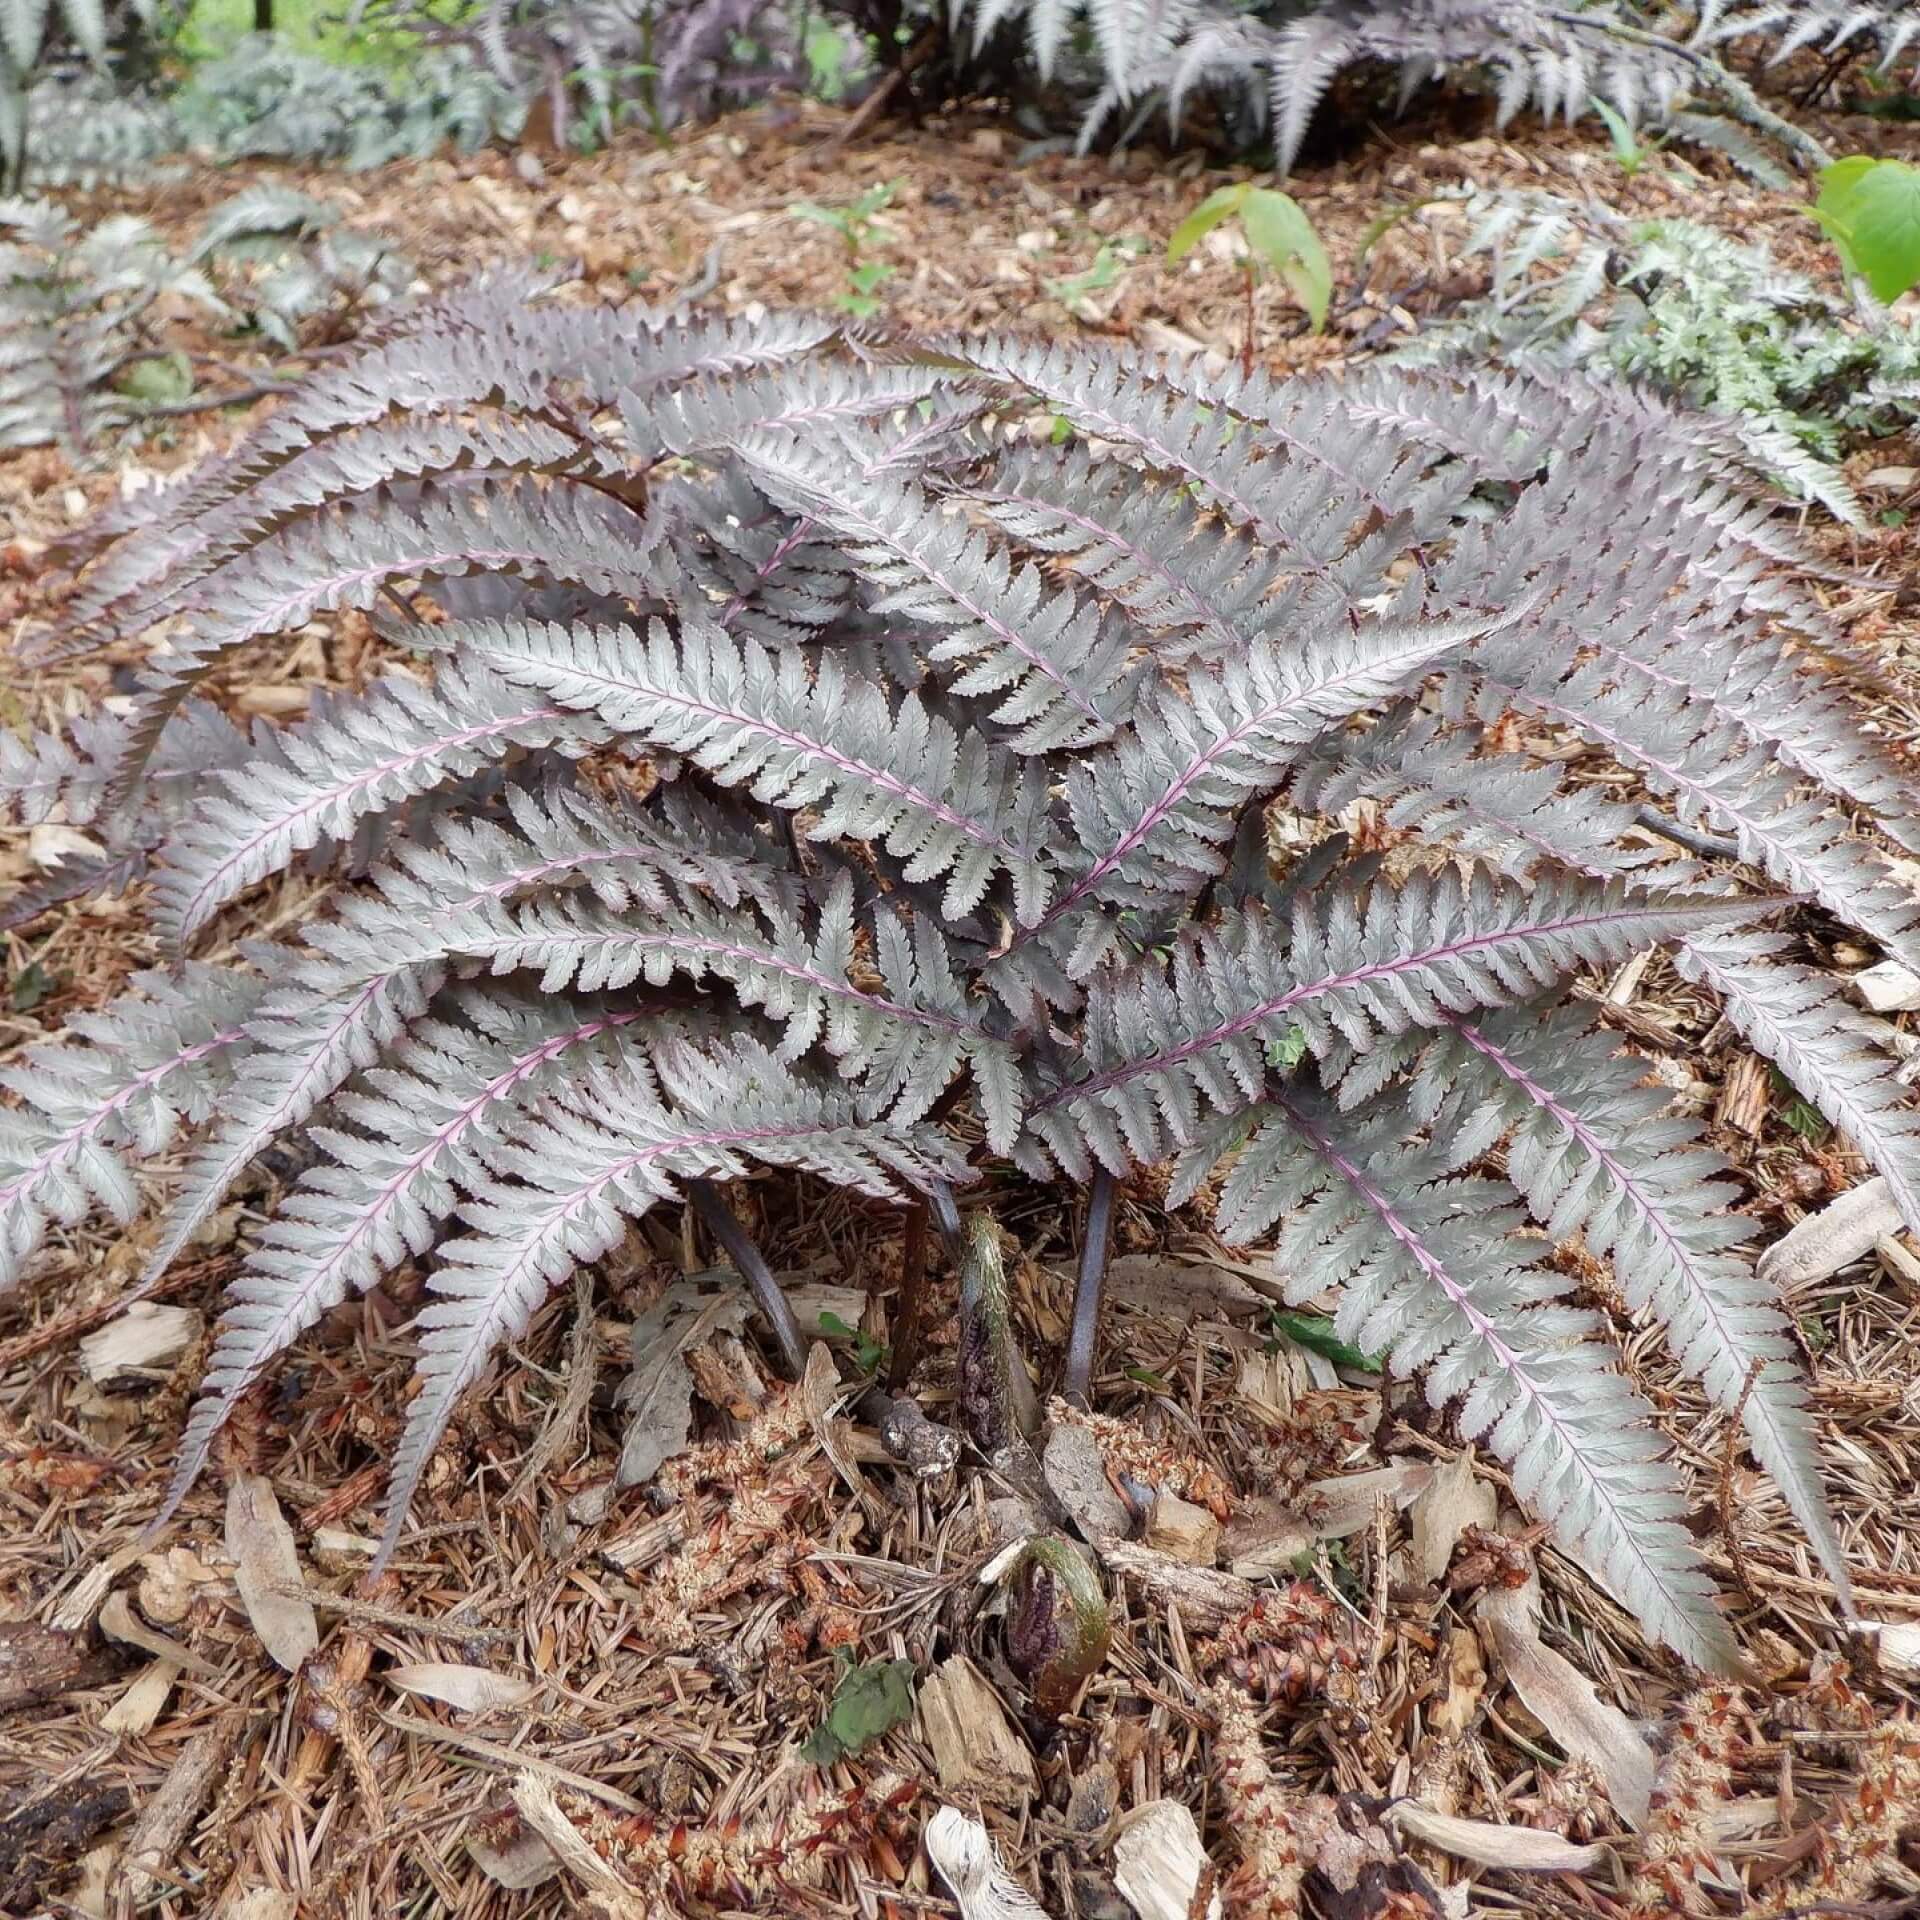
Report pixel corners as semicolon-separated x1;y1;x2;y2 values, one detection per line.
225;1472;319;1673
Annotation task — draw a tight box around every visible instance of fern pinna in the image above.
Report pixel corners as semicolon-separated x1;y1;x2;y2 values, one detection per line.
5;275;1918;1673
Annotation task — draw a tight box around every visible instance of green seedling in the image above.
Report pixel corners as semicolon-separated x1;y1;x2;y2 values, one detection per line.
1167;181;1331;375
792;181;899;317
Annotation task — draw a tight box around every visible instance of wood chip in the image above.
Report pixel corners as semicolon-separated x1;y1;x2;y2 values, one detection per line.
1851;959;1920;1013
1113;1800;1223;1920
99;1659;179;1738
1042;1421;1131;1544
1101;1540;1257;1627
121;1713;247;1908
77;1303;201;1384
0;1619;120;1710
925;1806;1051;1920
1758;1177;1905;1286
226;1473;319;1674
1715;1052;1772;1137
1143;1491;1220;1566
918;1656;1036;1801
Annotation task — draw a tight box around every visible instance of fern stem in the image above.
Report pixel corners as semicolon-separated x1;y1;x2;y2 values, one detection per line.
686;1180;809;1381
887;1197;930;1393
1062;1168;1117;1408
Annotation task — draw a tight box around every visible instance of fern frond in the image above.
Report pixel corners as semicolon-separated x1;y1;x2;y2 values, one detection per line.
1039;598;1503;966
151;661;610;946
137;964;441;1292
0;966;263;1297
452;614;1056;923
159;991;643;1519
1173;1083;1737;1673
1676;932;1920;1239
442;873;1017;1134
1431;1005;1849;1605
62;410;628;656
379;1034;970;1563
111;476;659;801
1027;871;1772;1175
739;431;1141;753
1290;706;1675;886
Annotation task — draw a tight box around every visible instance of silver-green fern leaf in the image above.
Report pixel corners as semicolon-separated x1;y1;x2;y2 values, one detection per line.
5;296;1917;1669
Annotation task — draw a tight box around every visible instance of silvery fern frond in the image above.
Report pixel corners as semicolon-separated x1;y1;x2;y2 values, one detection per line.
740;431;1143;753
380;1033;970;1562
152;660;611;946
1678;933;1920;1238
160;991;646;1519
1025;870;1772;1177
0;966;264;1297
1424;1006;1848;1605
1169;1085;1738;1672
137;965;442;1294
448;614;1057;924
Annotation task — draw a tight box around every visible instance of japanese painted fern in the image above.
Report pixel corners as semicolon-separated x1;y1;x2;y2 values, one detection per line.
5;279;1918;1672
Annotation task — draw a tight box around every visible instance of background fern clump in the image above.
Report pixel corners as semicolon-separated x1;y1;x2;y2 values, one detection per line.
1402;188;1920;524
4;275;1919;1672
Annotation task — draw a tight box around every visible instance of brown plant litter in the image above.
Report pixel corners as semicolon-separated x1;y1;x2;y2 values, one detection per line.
4;85;1920;1920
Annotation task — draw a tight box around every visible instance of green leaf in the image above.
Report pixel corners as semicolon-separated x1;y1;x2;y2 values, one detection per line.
10;958;62;1012
1269;1309;1383;1374
1591;96;1643;174
1166;184;1249;266
1815;157;1920;303
116;352;195;407
801;1655;916;1765
1239;187;1332;332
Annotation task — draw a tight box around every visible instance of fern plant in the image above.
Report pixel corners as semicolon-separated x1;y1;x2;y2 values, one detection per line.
0;194;223;451
5;283;1918;1672
953;0;1820;168
1399;188;1920;525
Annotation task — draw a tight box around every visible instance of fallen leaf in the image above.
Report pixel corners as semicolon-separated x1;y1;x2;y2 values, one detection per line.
1410;1452;1496;1585
1385;1801;1614;1873
387;1662;538;1715
225;1473;319;1673
926;1806;1051;1919
1479;1579;1656;1827
1301;1461;1433;1540
1113;1800;1223;1920
468;1820;559;1890
614;1282;748;1488
803;1653;916;1765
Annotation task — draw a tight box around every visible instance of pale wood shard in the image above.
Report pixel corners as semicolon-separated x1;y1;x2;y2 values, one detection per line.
1714;1051;1772;1136
1143;1491;1221;1566
1758;1177;1904;1287
78;1303;201;1384
1851;959;1920;1014
918;1655;1037;1801
1113;1800;1224;1920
